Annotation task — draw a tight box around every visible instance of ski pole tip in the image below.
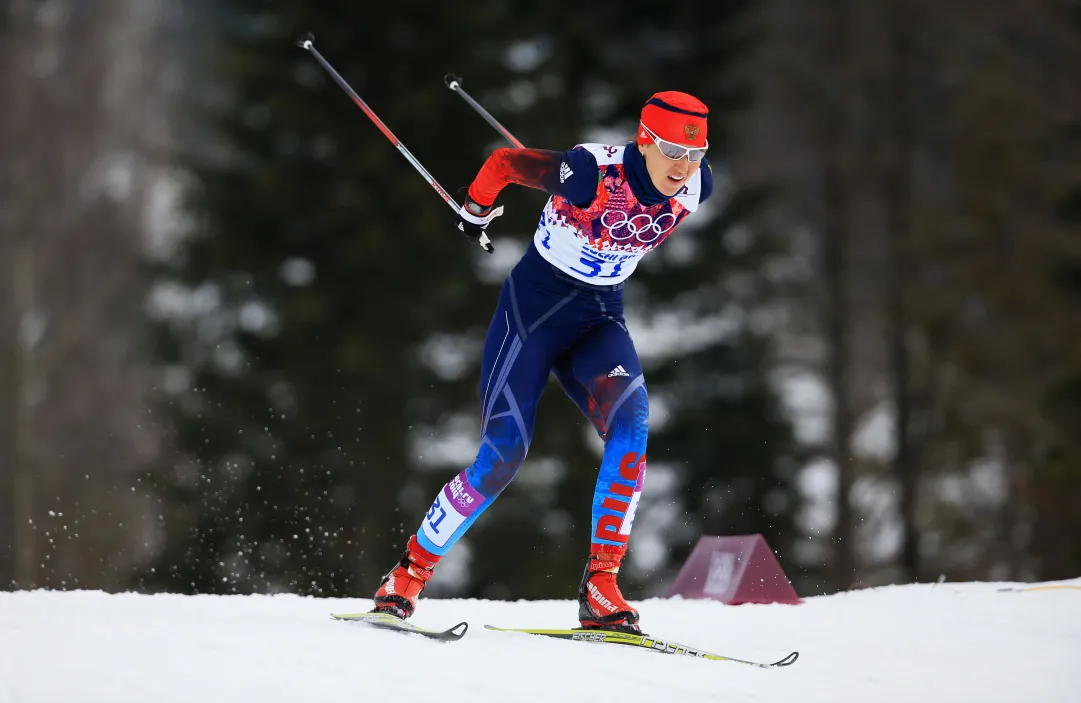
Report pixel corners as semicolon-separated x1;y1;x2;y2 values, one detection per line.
296;32;315;50
444;73;462;90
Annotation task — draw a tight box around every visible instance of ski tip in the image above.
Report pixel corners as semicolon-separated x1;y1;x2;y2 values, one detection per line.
448;622;469;639
773;651;799;667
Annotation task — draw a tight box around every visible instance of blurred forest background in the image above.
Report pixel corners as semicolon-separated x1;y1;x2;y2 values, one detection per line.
1;0;1080;603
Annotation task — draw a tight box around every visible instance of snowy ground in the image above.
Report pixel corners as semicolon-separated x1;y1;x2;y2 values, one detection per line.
1;580;1079;703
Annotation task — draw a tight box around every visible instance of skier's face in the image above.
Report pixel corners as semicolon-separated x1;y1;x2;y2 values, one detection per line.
639;142;702;197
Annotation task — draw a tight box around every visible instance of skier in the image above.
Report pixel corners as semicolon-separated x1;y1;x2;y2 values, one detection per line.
373;91;714;633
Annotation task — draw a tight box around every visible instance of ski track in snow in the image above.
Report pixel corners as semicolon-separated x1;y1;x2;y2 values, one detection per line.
1;580;1079;703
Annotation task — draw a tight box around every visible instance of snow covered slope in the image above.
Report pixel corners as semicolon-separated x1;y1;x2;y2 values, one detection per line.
1;580;1079;703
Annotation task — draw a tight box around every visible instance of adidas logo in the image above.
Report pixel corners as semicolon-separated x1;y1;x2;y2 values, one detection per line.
559;162;573;183
608;365;629;378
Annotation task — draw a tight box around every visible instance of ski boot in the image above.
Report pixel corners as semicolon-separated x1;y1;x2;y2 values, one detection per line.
373;534;441;619
578;543;641;633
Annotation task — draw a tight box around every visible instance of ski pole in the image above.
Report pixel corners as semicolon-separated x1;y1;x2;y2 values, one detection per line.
296;33;495;254
444;74;526;149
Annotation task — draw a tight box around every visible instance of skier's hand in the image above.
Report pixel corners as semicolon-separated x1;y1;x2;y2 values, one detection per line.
456;194;503;243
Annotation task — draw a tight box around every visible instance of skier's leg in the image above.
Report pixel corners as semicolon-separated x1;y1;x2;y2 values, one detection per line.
413;299;552;557
552;321;648;631
374;270;572;617
553;321;648;548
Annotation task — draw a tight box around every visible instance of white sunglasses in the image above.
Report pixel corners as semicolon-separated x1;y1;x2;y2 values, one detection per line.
641;123;708;162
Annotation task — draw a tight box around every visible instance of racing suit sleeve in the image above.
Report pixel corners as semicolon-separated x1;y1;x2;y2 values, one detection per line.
466;147;599;210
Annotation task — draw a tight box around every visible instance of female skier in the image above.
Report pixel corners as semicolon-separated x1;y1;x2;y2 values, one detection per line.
373;91;714;633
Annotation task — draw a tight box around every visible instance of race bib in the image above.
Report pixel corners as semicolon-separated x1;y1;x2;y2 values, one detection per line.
420;471;486;548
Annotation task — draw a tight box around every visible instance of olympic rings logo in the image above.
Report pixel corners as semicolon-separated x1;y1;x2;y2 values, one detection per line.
600;209;677;244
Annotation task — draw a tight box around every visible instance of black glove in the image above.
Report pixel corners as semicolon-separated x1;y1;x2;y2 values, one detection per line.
455;194;502;244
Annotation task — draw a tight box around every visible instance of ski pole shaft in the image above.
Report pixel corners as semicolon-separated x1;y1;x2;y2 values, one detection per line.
296;34;493;253
444;74;526;149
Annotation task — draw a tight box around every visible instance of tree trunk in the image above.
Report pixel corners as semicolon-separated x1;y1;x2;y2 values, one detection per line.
822;0;857;592
13;247;36;588
0;262;14;588
0;0;33;590
883;0;920;583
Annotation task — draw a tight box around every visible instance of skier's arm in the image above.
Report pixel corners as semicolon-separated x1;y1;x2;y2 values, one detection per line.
466;147;599;209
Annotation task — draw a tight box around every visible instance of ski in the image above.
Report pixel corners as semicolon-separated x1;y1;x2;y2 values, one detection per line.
331;611;469;642
483;625;798;668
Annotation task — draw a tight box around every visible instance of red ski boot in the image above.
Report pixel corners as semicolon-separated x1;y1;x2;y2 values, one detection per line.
578;543;641;632
373;534;441;619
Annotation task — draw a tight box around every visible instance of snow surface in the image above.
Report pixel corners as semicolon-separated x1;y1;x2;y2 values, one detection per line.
2;580;1079;703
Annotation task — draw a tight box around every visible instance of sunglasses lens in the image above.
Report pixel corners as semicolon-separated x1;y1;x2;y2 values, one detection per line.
658;141;688;160
688;149;707;162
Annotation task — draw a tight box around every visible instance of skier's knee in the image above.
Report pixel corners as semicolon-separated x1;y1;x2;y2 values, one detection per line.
471;433;528;497
606;383;649;440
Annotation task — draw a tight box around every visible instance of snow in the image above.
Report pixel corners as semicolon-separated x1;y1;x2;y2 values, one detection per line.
2;580;1079;703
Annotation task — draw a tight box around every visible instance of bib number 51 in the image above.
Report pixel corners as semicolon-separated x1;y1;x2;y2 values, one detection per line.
571;251;625;279
426;495;447;533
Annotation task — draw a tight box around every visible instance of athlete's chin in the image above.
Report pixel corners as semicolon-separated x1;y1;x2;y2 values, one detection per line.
657;182;683;196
